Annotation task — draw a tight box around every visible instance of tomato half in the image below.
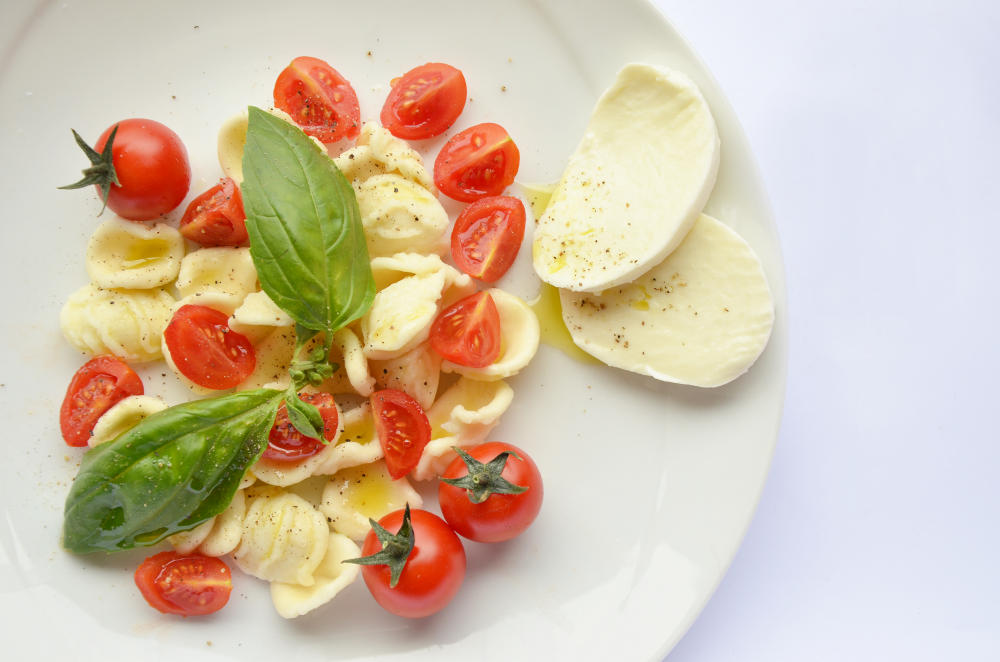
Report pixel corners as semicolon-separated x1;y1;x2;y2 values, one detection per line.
163;305;256;390
274;56;361;142
94;119;191;221
380;63;467;140
134;551;232;616
451;196;526;282
59;356;144;448
371;389;431;479
433;123;520;202
360;509;466;618
429;291;502;368
264;392;339;462
179;178;247;246
439;442;544;543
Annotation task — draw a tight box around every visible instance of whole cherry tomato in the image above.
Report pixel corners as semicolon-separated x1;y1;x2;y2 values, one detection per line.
380;63;467;140
59;356;144;448
439;442;544;543
273;56;361;142
163;305;256;390
179;178;247;246
134;551;232;616
371;389;431;479
429;291;502;368
451;195;526;282
433;123;519;202
264;392;340;462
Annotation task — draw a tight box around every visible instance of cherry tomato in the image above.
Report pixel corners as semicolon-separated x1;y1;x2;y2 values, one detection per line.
163;305;256;390
59;356;144;448
179;178;247;246
360;509;466;618
433;123;519;202
439;442;544;543
273;56;361;142
371;389;431;479
451;196;525;282
134;551;232;616
429;291;502;368
93;119;191;221
264;392;339;462
380;63;467;140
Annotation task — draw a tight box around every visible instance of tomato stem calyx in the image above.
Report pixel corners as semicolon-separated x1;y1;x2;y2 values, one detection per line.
440;447;528;504
343;503;415;588
58;126;121;215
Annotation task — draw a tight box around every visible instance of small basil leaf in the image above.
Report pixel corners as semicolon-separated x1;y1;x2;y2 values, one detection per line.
63;389;282;554
242;107;376;336
284;390;325;441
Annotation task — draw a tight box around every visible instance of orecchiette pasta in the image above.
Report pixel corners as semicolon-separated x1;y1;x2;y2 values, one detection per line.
89;395;168;447
332;327;375;396
319;460;423;541
197;488;246;557
337;121;436;193
356;174;449;258
218;107;311;184
230;290;293;333
370;341;442;410
237;327;296;392
176;246;257;302
270;533;361;619
61;283;175;362
168;518;216;555
85;217;185;289
441;289;540;381
412;377;514;481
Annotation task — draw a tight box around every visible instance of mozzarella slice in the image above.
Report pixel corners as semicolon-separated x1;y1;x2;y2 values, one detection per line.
176;247;258;302
270;532;361;619
60;284;175;362
533;63;720;292
370;340;442;410
319;460;422;541
560;214;774;387
197;488;246;557
356;174;449;258
412;377;514;481
85;217;185;290
89;395;168;448
441;289;540;381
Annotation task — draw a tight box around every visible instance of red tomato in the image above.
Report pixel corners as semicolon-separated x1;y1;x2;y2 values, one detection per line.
380;63;467;140
451;196;526;282
273;56;361;142
179;178;247;246
264;392;339;462
429;291;502;368
371;389;431;479
433;123;519;202
163;305;256;390
134;551;232;616
93;119;191;221
439;442;544;543
360;509;466;618
59;356;144;448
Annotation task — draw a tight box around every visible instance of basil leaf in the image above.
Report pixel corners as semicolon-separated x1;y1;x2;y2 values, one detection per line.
241;107;376;336
63;389;282;554
284;388;325;441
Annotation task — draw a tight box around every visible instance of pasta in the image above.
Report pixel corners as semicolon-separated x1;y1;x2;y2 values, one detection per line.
60;283;175;362
441;288;540;381
89;395;168;448
269;533;361;619
197;488;247;557
356;174;449;257
176;246;258;302
319;460;423;541
85;217;185;289
336;121;436;193
370;341;442;410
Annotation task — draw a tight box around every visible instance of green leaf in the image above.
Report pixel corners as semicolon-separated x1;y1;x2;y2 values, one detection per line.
63;389;282;554
241;107;376;336
284;388;325;441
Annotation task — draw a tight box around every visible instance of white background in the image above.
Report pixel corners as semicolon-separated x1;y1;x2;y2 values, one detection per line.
654;0;1000;659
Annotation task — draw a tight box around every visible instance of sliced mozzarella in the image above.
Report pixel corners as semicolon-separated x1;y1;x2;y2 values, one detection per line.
197;488;246;557
270;532;361;618
412;377;514;481
560;214;774;387
356;174;449;258
319;460;422;541
533;63;720;292
89;395;168;448
370;340;442;410
85;217;185;290
441;289;539;381
60;284;175;362
176;246;257;303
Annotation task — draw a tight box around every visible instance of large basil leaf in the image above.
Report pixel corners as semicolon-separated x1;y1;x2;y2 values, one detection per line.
63;389;281;554
241;107;376;335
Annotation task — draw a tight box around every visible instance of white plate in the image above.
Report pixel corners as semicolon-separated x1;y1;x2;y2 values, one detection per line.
0;0;787;659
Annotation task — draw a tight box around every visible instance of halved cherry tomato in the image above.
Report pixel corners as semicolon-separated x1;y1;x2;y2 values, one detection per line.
371;389;431;479
451;196;525;282
179;178;247;246
380;63;467;140
134;551;232;616
359;508;466;618
163;305;255;390
93;119;191;221
273;56;361;142
59;356;144;448
264;392;340;462
433;123;519;202
439;442;544;543
429;291;502;368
